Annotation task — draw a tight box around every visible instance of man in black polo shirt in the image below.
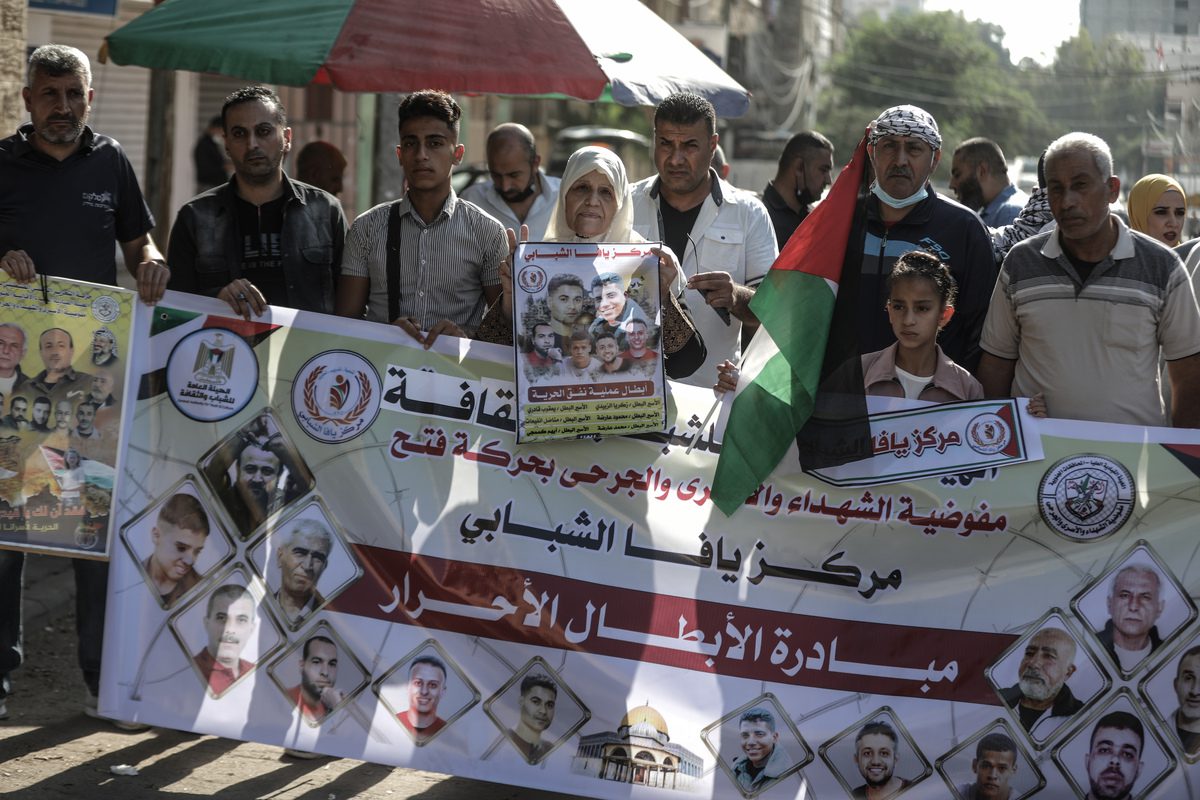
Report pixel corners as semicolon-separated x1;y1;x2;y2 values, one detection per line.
761;131;834;247
0;44;167;727
168;86;347;317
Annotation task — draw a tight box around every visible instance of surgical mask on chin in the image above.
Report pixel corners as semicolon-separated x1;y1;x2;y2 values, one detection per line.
871;180;929;209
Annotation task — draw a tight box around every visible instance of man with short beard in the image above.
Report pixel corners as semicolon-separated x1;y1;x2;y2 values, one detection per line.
523;321;561;383
1;396;29;432
851;721;910;799
1084;712;1144;800
90;327;118;367
234;443;282;532
1172;646;1200;755
287;635;344;723
169;86;347;318
949;138;1027;228
762;130;834;246
461;123;560;240
29;396;51;433
999;627;1083;737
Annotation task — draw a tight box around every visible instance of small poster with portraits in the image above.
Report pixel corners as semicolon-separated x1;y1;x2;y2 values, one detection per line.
0;273;135;558
511;241;667;443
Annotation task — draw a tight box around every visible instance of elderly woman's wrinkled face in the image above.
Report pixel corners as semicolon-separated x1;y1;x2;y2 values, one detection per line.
565;170;617;238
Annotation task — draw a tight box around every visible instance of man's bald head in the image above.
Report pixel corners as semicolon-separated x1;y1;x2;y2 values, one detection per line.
486;123;537;160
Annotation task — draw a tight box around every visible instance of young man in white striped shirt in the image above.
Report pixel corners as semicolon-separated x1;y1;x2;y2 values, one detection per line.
336;91;506;348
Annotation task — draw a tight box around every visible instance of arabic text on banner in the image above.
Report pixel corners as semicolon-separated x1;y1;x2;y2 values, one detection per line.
102;291;1200;800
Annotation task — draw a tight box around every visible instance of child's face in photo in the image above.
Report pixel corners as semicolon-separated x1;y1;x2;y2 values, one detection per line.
886;276;951;354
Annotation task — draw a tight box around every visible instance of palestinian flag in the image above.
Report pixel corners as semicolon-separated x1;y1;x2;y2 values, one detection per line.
712;136;872;516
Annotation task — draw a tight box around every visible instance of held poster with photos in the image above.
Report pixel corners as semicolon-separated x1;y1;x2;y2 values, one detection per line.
0;274;133;557
101;290;1200;799
512;241;667;443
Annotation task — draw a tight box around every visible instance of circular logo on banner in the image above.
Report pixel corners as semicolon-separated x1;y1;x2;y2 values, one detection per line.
165;328;258;422
91;295;120;323
517;264;547;293
1038;454;1135;542
292;350;381;444
965;412;1012;455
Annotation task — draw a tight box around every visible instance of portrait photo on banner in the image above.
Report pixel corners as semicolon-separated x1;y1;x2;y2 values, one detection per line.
267;620;368;728
985;609;1111;749
512;242;667;443
700;692;813;798
1051;689;1176;800
818;706;932;799
0;275;134;557
246;497;361;631
933;718;1046;800
1135;622;1200;764
1070;541;1197;679
482;655;591;766
120;476;233;610
168;563;283;700
198;409;316;539
371;638;480;747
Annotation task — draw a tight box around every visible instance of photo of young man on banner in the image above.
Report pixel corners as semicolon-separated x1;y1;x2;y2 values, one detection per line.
818;707;931;799
934;720;1045;800
121;478;232;609
511;243;667;443
372;638;479;747
267;621;368;727
483;656;590;765
701;693;813;798
0;275;134;556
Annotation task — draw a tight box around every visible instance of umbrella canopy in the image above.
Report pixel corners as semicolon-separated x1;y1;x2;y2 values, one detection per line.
103;0;751;117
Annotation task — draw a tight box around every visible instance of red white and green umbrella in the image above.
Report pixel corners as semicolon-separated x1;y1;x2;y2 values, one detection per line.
103;0;751;117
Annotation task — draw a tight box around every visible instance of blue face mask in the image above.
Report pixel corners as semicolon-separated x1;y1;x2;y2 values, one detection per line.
871;180;929;209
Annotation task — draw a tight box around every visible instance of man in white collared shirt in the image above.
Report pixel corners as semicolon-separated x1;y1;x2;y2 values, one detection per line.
630;93;778;387
978;131;1200;427
460;124;560;241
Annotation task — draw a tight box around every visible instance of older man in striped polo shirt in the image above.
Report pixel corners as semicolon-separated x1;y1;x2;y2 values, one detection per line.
337;91;506;348
978;131;1200;427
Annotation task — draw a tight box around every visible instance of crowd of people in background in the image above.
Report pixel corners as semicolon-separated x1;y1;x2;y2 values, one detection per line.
2;42;1200;729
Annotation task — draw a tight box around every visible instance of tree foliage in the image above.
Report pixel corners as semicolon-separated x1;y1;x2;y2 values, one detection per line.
817;12;1165;181
818;10;1047;171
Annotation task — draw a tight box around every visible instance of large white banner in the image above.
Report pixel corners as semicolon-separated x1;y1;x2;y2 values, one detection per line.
102;291;1200;800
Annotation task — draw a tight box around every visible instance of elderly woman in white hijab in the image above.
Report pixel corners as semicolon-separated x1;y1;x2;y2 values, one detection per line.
478;146;705;379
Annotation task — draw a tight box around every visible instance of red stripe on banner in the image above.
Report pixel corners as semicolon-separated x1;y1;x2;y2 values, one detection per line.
328;545;1013;706
201;316;282;338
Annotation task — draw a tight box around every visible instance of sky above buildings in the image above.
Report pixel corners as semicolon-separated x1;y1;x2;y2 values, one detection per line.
923;0;1081;64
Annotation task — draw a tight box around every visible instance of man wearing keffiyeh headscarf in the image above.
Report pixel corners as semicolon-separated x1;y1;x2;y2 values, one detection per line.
857;104;996;372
